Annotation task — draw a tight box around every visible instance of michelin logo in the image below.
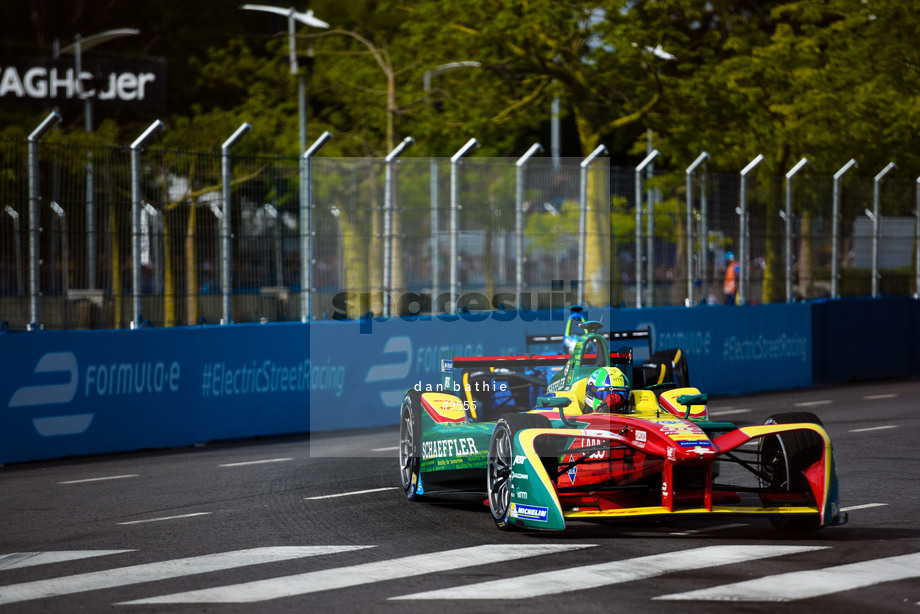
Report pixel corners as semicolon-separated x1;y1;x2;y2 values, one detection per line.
510;503;548;522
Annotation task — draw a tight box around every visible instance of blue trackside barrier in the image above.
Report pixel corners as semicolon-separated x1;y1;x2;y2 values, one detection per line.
1;299;917;464
811;297;920;383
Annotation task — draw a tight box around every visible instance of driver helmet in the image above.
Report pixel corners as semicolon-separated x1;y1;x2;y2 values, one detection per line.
585;367;630;413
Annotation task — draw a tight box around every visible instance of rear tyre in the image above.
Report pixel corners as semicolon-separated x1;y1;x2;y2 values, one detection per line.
487;413;554;530
760;412;825;532
399;390;425;501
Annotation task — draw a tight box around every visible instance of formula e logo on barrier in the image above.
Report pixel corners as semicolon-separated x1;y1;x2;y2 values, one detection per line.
8;352;78;407
7;352;92;437
365;336;412;407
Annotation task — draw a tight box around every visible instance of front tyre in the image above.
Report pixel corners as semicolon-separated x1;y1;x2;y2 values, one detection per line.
399;390;425;501
760;411;825;532
487;413;553;530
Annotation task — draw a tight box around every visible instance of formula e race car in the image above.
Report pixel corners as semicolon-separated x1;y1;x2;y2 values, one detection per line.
446;308;690;423
398;321;846;533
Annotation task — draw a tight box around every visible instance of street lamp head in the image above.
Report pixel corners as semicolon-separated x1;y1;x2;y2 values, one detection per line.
241;4;330;28
59;28;140;55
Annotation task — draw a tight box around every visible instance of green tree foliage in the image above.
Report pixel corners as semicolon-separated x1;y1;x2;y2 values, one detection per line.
4;0;920;306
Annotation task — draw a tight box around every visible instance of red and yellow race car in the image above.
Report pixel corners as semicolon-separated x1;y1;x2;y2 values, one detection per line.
401;320;846;533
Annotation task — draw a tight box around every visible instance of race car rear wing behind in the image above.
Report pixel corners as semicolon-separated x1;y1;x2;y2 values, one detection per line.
439;348;634;392
526;328;652;353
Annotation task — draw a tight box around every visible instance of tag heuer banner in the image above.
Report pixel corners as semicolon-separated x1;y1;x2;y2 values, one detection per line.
0;57;166;109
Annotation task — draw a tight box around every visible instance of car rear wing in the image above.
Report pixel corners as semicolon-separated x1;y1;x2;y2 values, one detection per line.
439;348;634;392
526;328;652;353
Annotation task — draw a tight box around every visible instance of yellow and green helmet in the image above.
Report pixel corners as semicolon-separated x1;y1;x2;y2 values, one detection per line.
585;367;630;413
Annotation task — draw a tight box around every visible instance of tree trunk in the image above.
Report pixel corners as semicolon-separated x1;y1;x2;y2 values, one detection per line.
110;204;123;328
799;208;813;300
185;199;198;325
339;203;370;318
673;196;687;305
163;215;175;327
389;172;406;314
368;164;383;315
762;178;784;304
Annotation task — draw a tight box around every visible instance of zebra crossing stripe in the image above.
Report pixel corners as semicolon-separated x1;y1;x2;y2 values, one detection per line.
655;551;920;602
0;546;369;606
119;544;592;605
391;545;825;600
0;551;132;571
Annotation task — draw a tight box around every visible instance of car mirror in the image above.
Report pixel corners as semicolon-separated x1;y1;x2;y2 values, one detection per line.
537;396;570;408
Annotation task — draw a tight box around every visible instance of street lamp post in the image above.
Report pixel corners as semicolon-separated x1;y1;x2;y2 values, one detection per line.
59;28;140;290
241;4;329;152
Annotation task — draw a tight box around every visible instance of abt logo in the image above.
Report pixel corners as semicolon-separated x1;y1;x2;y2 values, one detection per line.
7;352;93;436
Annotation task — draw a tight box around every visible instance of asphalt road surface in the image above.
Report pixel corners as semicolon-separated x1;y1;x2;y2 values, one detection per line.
2;378;919;613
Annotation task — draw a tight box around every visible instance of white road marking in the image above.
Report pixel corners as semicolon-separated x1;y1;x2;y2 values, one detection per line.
58;474;138;485
122;544;592;604
840;503;888;512
391;545;824;600
0;546;370;606
863;394;897;400
709;409;751;416
794;400;832;407
0;551;132;571
669;523;749;536
118;512;213;525
849;425;898;433
655;552;920;602
371;446;399;452
304;487;399;500
218;458;293;467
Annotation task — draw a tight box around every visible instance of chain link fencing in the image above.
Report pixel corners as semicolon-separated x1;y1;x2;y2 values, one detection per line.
1;140;917;330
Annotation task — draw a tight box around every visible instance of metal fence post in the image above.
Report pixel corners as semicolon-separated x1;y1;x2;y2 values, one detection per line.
784;157;808;302
383;136;414;317
301;131;332;322
916;177;920;300
219;123;252;325
449;138;479;314
515;143;542;304
578;145;608;306
4;207;22;296
871;162;896;298
685;152;709;305
129;120;164;328
27;111;62;330
633;149;658;308
430;158;439;306
700;170;709;299
831;159;858;299
738;154;764;305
